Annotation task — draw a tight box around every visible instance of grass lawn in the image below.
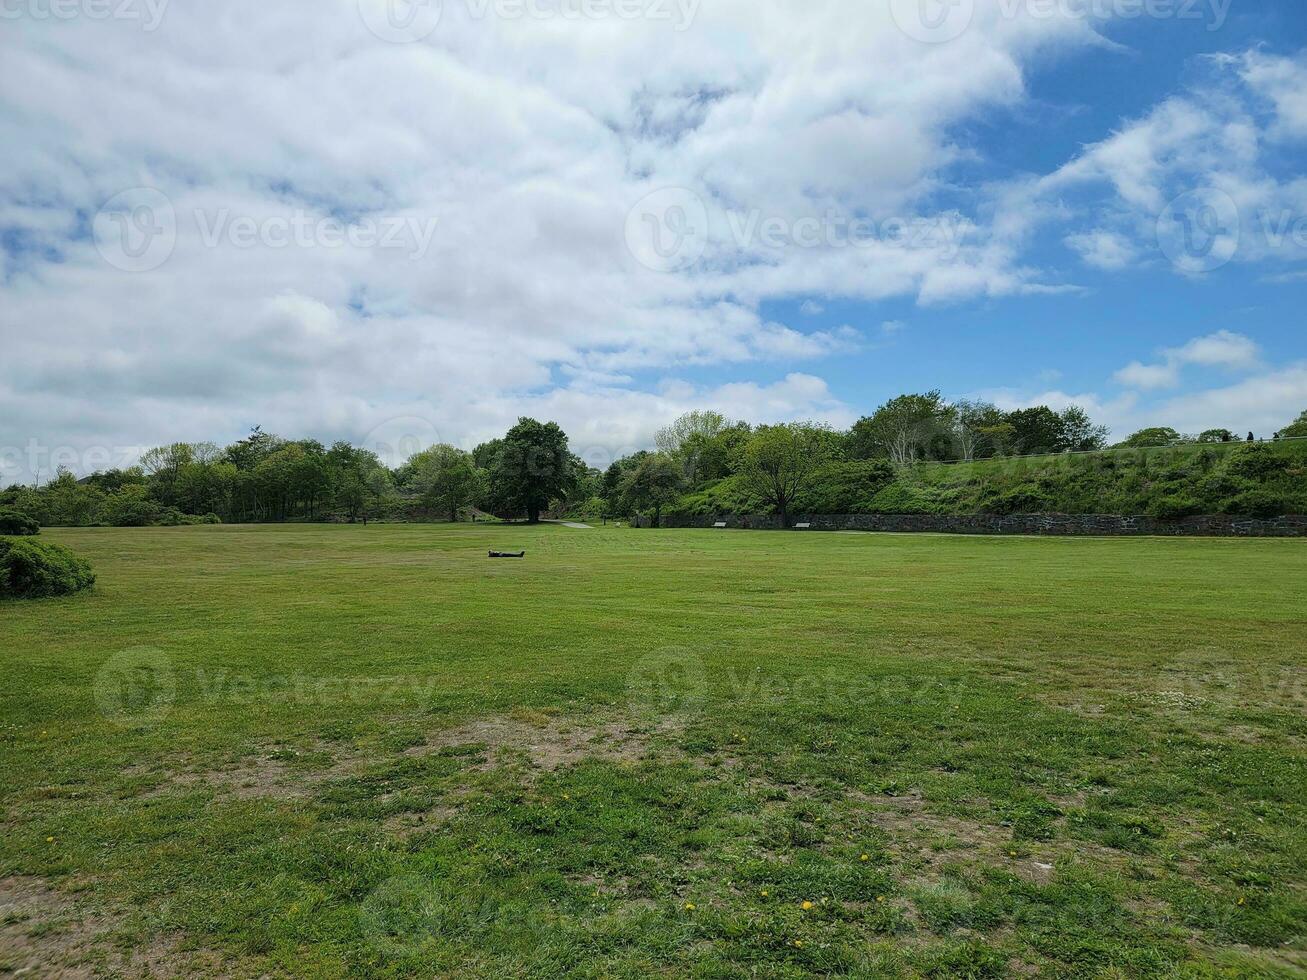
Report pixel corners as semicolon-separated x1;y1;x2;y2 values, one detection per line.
1;524;1304;977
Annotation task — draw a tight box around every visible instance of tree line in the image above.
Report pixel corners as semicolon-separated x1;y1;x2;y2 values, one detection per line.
4;400;1305;527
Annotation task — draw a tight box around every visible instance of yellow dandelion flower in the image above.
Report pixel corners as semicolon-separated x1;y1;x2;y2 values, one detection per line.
876;895;885;903
684;902;696;910
860;853;869;862
46;836;54;843
760;889;769;898
801;900;813;910
793;939;803;948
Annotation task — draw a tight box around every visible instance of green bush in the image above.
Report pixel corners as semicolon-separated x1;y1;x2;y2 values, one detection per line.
1221;490;1288;519
795;460;896;514
866;482;945;515
1148;494;1203;521
0;537;96;599
0;508;39;536
1224;445;1290;480
989;485;1054;515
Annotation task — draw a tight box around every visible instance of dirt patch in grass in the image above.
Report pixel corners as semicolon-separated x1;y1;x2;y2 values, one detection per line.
134;742;367;803
404;711;674;772
0;875;241;979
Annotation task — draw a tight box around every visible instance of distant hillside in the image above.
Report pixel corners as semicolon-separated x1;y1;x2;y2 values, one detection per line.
668;440;1307;520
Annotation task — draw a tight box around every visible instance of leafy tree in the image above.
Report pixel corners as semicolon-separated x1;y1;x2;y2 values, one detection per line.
489;418;576;523
1120;427;1185;449
327;443;389;524
655;411;728;456
84;467;147;493
140;443;195;505
619;453;684;526
654;411;738;484
410;445;487;522
99;485;164;526
1198;429;1237;443
1059;406;1110;452
951;400;1005;461
1005;407;1067;455
1280;411;1307;439
852;392;953;464
469;438;504;472
737;422;834;526
658;423;751;487
37;470;101;527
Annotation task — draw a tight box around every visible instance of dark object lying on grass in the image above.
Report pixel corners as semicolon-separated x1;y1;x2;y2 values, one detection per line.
489;551;526;559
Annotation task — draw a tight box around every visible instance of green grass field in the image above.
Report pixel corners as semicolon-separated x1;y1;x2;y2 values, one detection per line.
2;524;1304;978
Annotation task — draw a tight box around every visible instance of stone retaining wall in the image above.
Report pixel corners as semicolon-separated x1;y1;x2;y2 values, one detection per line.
642;513;1307;537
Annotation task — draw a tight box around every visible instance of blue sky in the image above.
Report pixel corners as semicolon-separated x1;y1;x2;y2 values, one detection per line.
1;0;1305;480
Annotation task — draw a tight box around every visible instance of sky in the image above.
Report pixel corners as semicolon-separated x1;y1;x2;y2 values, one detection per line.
1;0;1305;480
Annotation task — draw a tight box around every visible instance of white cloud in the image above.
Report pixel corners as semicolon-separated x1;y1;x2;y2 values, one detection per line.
1234;50;1307;141
1114;330;1261;391
1160;364;1307;437
1;7;1302;474
1114;361;1181;390
1064;229;1139;270
1169;329;1261;370
0;1;1114;471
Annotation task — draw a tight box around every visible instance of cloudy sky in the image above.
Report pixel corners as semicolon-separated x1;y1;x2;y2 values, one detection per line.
2;0;1305;479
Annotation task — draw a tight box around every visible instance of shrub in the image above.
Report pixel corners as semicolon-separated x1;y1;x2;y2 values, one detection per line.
0;508;39;536
1148;495;1203;521
866;482;944;515
1221;490;1288;520
1224;445;1290;480
0;537;96;599
796;460;897;514
989;484;1054;515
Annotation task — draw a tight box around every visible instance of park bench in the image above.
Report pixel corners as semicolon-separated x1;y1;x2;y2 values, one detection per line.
712;522;728;529
794;523;812;529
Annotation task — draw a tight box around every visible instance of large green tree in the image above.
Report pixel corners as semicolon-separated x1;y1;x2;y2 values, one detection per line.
737;422;834;527
619;453;683;526
850;392;953;464
489;418;576;523
1119;427;1185;449
410;445;487;522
